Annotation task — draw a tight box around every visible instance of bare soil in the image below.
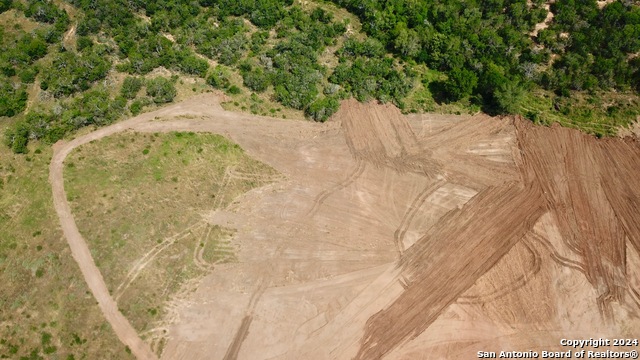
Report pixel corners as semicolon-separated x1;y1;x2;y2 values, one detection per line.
50;95;640;360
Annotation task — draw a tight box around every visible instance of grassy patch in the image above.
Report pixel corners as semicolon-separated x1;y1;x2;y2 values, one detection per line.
222;89;304;119
519;89;640;137
64;131;279;352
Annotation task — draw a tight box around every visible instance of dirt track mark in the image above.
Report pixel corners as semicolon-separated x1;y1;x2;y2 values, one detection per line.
193;224;215;271
49;95;277;360
222;283;267;360
223;315;254;360
515;117;632;317
528;230;588;275
393;179;446;255
307;159;365;217
227;167;286;183
115;222;205;301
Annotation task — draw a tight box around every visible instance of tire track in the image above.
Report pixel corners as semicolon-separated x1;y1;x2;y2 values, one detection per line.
393;180;445;256
48;94;285;360
222;285;266;360
355;183;545;360
50;118;158;360
193;224;215;272
306;159;365;218
528;230;588;275
114;222;205;301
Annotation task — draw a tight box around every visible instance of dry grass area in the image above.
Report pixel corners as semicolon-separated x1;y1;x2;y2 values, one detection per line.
63;130;279;354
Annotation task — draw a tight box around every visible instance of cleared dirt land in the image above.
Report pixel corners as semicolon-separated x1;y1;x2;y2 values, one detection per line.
50;94;640;359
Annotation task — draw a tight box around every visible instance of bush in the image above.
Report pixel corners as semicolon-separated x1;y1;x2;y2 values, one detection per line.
120;77;143;99
130;97;151;115
18;66;39;83
177;54;209;78
0;78;28;117
206;66;231;89
305;96;340;122
226;85;241;95
242;67;270;92
76;36;93;52
4;122;30;154
146;77;177;104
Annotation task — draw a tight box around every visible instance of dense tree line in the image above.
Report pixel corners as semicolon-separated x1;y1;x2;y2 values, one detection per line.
3;0;640;155
330;0;640;115
541;0;640;94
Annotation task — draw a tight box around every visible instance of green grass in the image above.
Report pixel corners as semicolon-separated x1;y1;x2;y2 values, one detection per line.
64;131;279;352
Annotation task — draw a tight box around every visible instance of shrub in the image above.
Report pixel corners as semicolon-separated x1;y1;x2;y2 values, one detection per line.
0;78;28;117
226;85;241;95
18;67;39;83
206;66;231;89
120;77;143;99
305;96;340;122
146;77;177;104
4;121;30;154
242;67;270;92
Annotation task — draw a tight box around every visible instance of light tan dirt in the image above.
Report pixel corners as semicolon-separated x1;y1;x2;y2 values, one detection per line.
50;95;640;360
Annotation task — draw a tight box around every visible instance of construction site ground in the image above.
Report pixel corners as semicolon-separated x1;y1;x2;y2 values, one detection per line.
50;94;640;360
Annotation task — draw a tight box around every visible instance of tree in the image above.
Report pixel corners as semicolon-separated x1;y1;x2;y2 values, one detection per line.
146;77;177;103
394;28;420;58
493;80;525;114
0;0;11;13
443;67;478;101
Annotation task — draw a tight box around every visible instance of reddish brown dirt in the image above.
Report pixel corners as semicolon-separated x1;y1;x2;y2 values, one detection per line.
515;118;632;317
50;95;640;360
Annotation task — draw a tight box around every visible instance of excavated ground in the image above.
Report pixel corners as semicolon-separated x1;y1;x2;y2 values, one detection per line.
52;95;640;360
